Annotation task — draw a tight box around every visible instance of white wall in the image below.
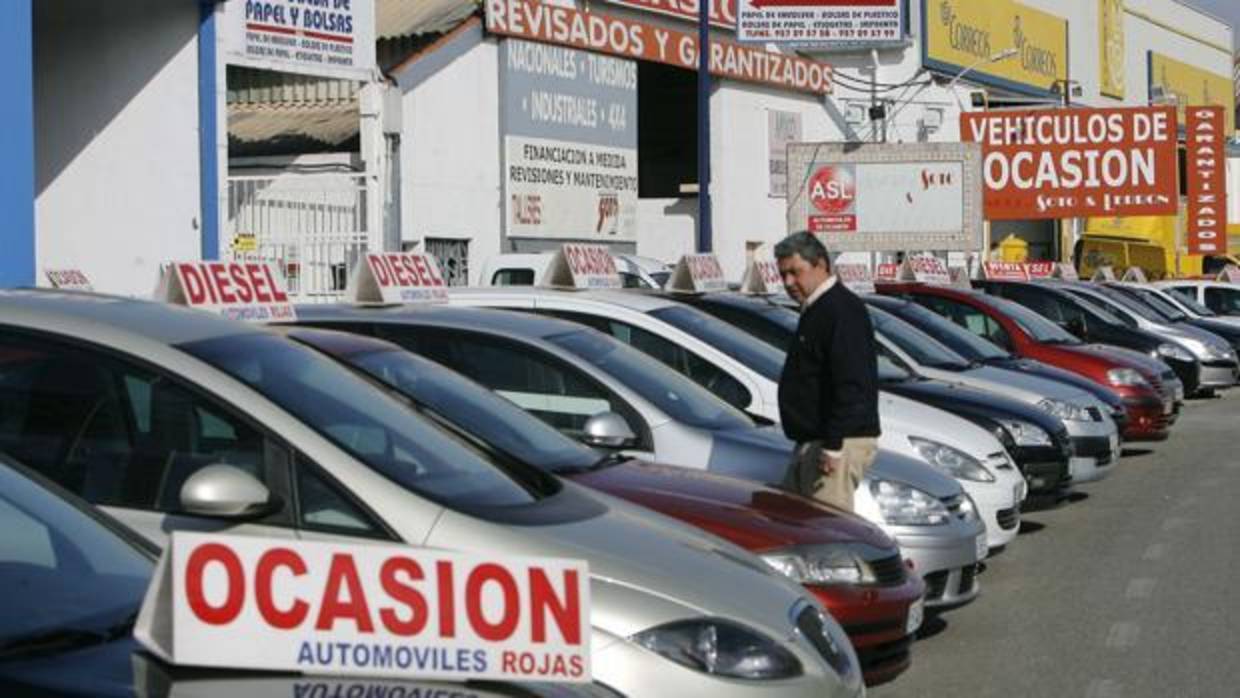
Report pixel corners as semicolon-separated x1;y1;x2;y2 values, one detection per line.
35;0;202;296
402;39;503;286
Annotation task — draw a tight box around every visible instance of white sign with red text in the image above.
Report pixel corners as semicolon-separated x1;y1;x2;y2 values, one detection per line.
1121;267;1148;283
1024;261;1056;279
983;262;1030;281
1091;266;1117;282
875;262;899;281
43;268;93;292
788;143;983;252
1054;263;1079;281
347;253;449;305
737;0;903;47
739;255;788;296
668;253;729;293
898;256;951;284
1218;265;1240;284
542;244;622;289
134;533;591;683
835;262;874;293
156;262;296;323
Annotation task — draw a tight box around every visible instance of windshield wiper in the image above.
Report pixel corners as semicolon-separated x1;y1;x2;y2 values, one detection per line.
0;612;135;660
588;452;630;471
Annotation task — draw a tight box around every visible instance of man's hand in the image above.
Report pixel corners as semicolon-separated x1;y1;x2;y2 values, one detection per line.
819;450;844;476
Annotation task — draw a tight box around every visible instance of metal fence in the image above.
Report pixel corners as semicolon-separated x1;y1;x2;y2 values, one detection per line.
227;173;371;301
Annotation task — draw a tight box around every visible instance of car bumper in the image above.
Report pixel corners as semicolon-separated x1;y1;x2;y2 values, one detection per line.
1065;423;1120;484
1009;444;1071;502
809;575;925;687
1119;396;1172;441
1198;362;1239;389
961;477;1022;550
887;519;985;609
1164;357;1200;395
594;635;864;698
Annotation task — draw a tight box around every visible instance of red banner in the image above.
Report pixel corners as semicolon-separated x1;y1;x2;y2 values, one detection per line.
961;106;1179;220
485;0;832;94
1186;106;1227;256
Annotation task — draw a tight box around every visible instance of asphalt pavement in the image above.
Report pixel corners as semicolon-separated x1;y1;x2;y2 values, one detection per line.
872;389;1240;698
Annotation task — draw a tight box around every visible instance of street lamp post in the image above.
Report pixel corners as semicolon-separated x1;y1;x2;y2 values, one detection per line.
696;0;712;253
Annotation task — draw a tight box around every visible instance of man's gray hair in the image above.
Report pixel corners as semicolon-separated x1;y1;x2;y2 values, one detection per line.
774;231;830;269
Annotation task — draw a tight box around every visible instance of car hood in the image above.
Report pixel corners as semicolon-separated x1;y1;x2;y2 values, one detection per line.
992;357;1123;409
882;378;1063;434
569;460;895;552
1077;343;1171;376
424;480;811;641
956;365;1094;404
880;390;1011;455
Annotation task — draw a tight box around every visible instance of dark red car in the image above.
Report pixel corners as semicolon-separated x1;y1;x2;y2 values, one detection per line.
281;326;926;686
876;283;1177;441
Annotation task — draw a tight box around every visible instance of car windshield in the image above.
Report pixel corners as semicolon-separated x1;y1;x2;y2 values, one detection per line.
1159;288;1215;316
550;329;754;431
344;348;599;474
0;460;151;651
649;304;787;381
869;306;972;369
181;334;550;509
877;353;915;382
1068;292;1128;326
1081;286;1167;323
976;294;1084;344
1123;287;1188;321
881;301;1010;361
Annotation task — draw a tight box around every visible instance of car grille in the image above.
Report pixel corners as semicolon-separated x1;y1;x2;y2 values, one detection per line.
996;506;1020;530
1087;407;1104;422
960;565;978;594
986;452;1016;471
869;554;907;586
796;605;852;676
941;494;973;522
923;570;949;601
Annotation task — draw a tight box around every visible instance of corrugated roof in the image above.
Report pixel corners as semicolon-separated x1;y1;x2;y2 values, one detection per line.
377;0;478;39
228;101;359;148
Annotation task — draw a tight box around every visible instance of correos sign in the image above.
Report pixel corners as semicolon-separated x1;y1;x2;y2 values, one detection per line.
923;0;1066;96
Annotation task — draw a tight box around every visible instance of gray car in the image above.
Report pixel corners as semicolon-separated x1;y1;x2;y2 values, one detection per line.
293;303;987;609
0;290;862;698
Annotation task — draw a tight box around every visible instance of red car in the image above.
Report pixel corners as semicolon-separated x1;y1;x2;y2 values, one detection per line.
282;326;926;686
876;283;1176;441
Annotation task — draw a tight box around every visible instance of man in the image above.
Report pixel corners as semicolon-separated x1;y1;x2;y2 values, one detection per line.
775;232;881;511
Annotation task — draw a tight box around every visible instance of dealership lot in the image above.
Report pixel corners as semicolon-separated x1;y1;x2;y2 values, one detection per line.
873;389;1240;698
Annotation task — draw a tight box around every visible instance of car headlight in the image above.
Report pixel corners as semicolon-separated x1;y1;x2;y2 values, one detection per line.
908;437;995;482
1153;343;1194;362
869;479;951;526
1038;398;1091;422
1205;344;1236;361
762;545;875;585
996;419;1053;447
959;492;981;522
793;604;857;681
632;620;802;679
1106;367;1149;387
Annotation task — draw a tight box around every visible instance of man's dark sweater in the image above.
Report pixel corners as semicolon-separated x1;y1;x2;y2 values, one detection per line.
778;280;881;449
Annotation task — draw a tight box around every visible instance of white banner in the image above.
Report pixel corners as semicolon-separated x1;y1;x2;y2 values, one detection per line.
135;533;592;683
219;0;376;81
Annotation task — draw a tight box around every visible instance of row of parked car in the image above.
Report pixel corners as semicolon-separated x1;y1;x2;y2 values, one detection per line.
2;250;1235;697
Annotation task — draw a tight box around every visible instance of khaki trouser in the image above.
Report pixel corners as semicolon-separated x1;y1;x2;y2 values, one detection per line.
792;437;879;512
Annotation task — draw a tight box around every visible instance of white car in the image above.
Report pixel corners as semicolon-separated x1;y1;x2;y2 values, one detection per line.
868;304;1120;484
1154;279;1240;322
1123;282;1240;328
0;290;863;698
449;287;1024;551
480;252;672;290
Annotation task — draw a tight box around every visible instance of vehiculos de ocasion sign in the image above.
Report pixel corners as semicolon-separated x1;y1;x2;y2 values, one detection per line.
736;0;903;47
961;106;1179;220
787;142;983;252
1185;106;1227;256
502;39;638;241
486;0;833;95
217;0;375;81
134;533;592;683
156;261;297;323
347;253;450;304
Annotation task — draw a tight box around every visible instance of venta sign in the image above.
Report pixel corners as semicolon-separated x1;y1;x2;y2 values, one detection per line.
961;106;1179;220
156;261;296;323
134;533;591;683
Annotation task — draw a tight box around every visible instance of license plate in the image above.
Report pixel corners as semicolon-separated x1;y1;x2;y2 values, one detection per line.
975;533;988;561
1163;400;1174;415
905;598;924;635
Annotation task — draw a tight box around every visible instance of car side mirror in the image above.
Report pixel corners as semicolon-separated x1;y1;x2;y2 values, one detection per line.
180;464;281;519
581;412;638;449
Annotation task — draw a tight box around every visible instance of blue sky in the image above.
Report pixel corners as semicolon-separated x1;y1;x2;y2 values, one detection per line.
1182;0;1240;48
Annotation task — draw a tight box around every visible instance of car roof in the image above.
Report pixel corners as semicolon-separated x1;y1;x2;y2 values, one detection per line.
1154;279;1236;289
452;286;678;312
0;289;264;345
293;302;589;341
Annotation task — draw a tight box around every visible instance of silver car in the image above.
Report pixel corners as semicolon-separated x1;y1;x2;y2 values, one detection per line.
0;290;862;698
294;303;987;609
